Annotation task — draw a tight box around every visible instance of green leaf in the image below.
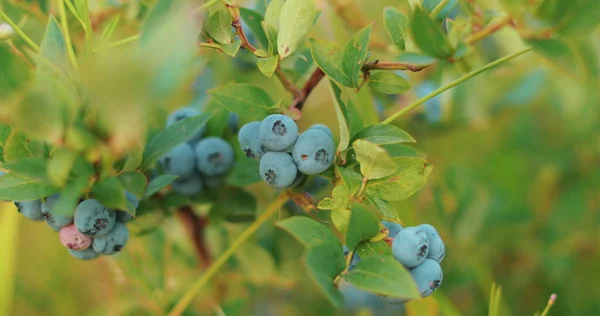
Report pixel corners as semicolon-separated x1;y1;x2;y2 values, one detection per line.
208;84;274;120
355;240;393;259
38;16;69;74
99;14;120;45
383;7;409;51
368;72;410;94
235;244;275;283
0;46;30;102
91;176;127;209
304;242;345;307
1;157;48;181
277;0;316;59
276;216;341;247
353;139;397;180
226;156;262;187
411;9;453;59
331;209;351;232
118;171;147;199
422;0;459;23
365;158;433;201
365;196;399;220
3;132;45;162
342;24;372;89
310;39;352;87
317;183;350;211
207;9;233;44
144;174;178;198
344;255;420;299
527;39;578;76
47;147;77;187
141;112;211;170
346;203;380;250
336;166;362;196
262;21;279;55
352;124;415;145
212;188;257;222
51;176;87;216
0;173;58;200
257;55;279;77
264;0;285;30
222;38;242;57
329;81;351;152
239;8;269;49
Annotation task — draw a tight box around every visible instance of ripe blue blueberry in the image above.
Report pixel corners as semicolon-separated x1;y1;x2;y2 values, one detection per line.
159;143;196;179
195;137;235;176
14;200;44;221
381;221;404;238
417;81;443;123
166;107;206;143
418;224;445;263
309;124;333;139
68;247;100;260
259;152;298;188
238;121;267;159
292;129;334;175
391;226;429;268
74;199;116;237
228;113;239;133
93;222;129;255
41;194;74;231
171;174;204;196
410;258;443;298
259;114;299;151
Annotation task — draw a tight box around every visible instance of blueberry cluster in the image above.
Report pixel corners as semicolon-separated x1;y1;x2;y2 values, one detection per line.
238;114;335;188
11;187;138;260
160;107;235;195
349;222;446;300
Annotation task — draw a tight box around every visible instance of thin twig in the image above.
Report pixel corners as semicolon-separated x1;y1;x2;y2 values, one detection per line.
362;61;429;72
290;68;326;110
465;16;513;45
275;66;302;99
0;9;40;52
8;41;35;68
177;206;211;268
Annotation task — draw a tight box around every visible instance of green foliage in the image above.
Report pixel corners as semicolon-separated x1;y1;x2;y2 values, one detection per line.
345;256;420;299
346;204;380;250
208;84;275;120
277;0;316;59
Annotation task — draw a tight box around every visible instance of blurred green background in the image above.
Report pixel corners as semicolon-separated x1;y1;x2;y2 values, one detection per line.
1;0;599;315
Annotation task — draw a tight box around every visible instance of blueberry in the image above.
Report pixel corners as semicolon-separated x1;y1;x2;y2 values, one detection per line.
166;107;206;142
59;224;92;251
309;124;333;139
195;137;235;176
171;174;204;196
286;172;306;188
410;259;443;298
74;199;116;237
14;200;44;221
348;252;362;271
259;152;298;188
238;121;267;159
41;194;74;231
391;226;429;268
228;113;239;133
291;129;334;175
259;114;299;151
339;279;384;310
68;247;100;260
417;81;443;123
381;221;403;238
159;143;196;179
93;222;129;255
418;224;445;263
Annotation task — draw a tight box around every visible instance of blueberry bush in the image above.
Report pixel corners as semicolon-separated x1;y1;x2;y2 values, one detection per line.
1;0;599;315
